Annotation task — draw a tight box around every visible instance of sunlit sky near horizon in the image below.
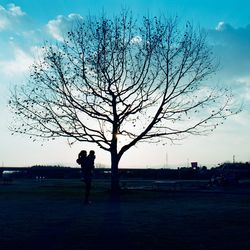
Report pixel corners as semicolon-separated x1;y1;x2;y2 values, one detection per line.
0;0;250;168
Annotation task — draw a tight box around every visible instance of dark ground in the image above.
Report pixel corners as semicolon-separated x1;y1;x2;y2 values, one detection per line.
1;179;250;250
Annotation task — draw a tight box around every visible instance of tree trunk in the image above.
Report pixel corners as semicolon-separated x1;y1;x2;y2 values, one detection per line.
111;151;120;194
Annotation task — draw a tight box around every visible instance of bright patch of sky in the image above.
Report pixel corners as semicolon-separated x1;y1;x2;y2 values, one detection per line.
0;0;250;168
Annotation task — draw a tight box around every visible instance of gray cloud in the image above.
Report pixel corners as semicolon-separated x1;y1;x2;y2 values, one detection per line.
208;22;250;78
208;22;250;114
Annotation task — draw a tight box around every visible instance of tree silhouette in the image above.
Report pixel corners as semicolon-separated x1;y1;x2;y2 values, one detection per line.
9;12;239;192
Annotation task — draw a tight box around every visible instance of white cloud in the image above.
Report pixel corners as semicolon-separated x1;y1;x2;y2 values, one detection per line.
235;77;250;101
130;35;142;44
46;13;83;41
236;76;250;84
30;45;45;59
8;3;25;16
215;21;225;31
0;45;33;77
215;21;233;31
0;4;26;31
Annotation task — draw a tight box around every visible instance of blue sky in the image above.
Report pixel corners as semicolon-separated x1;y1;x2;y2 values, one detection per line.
0;0;250;168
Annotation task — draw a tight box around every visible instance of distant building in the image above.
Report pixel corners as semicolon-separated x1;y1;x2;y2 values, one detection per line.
191;162;198;170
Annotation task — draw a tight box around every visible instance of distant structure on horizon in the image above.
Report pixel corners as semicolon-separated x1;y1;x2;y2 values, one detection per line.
191;162;198;170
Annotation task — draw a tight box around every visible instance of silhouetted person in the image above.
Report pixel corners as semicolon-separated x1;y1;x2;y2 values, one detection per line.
84;150;95;204
77;150;95;204
77;150;87;179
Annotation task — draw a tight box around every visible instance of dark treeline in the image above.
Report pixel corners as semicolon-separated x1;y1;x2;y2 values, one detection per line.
3;162;250;180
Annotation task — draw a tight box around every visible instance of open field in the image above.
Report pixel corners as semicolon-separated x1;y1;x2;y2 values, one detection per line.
1;179;250;250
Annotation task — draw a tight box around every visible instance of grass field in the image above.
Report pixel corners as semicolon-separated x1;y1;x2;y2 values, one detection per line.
1;179;250;250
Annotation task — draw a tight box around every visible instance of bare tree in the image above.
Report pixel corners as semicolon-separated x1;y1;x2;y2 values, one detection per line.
9;12;239;192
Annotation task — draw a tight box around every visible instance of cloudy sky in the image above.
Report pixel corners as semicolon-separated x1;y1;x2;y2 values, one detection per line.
0;0;250;168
